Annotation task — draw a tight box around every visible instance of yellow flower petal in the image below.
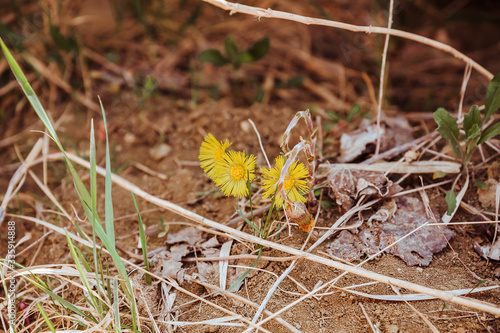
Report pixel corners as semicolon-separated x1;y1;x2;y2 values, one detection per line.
199;133;231;179
213;150;256;198
262;155;309;207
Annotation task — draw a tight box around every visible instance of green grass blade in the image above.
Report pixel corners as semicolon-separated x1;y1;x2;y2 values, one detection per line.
0;39;61;150
1;39;138;331
236;201;262;236
65;231;102;316
132;192;151;285
228;248;262;291
113;278;121;332
36;303;56;333
100;99;115;246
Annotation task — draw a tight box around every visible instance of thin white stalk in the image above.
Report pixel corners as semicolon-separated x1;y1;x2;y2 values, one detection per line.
248;119;271;168
375;0;395;156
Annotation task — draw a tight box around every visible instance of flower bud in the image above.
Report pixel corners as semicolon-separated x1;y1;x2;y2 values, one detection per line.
285;201;315;231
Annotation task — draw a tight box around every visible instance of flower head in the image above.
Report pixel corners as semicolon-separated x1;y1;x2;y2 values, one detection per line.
262;155;309;207
213;150;256;198
199;133;232;179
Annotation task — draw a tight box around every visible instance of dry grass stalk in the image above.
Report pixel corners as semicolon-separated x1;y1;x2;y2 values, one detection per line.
375;0;395;157
0;138;43;227
203;0;493;80
359;303;379;333
317;161;461;174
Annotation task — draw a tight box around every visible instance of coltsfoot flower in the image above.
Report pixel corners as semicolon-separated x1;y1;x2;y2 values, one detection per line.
199;133;231;179
262;155;309;207
213;150;256;198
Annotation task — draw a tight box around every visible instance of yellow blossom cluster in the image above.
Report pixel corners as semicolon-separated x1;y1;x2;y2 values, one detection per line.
199;134;309;206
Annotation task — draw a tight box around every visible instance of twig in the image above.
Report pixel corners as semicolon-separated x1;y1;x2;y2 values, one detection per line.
203;0;493;80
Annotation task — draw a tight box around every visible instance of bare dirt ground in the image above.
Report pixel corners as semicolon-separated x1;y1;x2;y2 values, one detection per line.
2;0;500;332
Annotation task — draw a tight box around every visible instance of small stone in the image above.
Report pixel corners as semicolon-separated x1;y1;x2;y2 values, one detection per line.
240;120;251;133
149;143;172;161
456;327;465;333
416;267;423;273
124;132;136;144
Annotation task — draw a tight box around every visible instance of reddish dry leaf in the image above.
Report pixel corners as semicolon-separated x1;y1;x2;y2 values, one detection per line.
327;196;455;266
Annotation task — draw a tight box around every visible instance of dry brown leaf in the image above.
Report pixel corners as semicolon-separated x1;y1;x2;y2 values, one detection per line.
166;227;204;245
328;168;402;210
477;178;499;209
338;117;413;162
327;196;455;266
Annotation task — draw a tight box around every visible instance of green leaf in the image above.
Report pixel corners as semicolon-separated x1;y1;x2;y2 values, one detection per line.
433;108;462;158
464;123;481;164
484;73;500;122
445;190;457;216
463;105;481;138
474;180;488;190
281;74;304;89
50;25;77;52
478;122;500;144
237;36;269;63
224;36;239;61
347;103;361;122
198;49;229;67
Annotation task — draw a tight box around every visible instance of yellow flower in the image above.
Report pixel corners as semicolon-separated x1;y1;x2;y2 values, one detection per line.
262;155;309;207
199;133;232;179
213;150;256;198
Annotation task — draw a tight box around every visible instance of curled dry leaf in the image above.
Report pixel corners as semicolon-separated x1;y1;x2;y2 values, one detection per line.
327;196;455;266
477;178;499;209
338;118;413;162
153;228;222;283
474;240;500;261
328;167;402;210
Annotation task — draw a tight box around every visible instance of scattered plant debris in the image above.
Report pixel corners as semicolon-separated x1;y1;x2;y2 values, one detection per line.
327;196;455;266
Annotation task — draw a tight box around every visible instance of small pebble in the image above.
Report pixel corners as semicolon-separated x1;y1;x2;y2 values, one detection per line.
124;132;136;144
240;120;251;132
149;143;172;160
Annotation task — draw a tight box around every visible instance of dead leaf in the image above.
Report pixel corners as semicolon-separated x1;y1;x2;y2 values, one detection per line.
328;167;402;210
477;178;499;209
338;117;413;162
166;227;204;245
474;239;500;261
327;196;455;266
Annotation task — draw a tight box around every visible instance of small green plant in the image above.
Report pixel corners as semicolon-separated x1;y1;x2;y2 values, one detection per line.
198;35;269;70
433;73;500;169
